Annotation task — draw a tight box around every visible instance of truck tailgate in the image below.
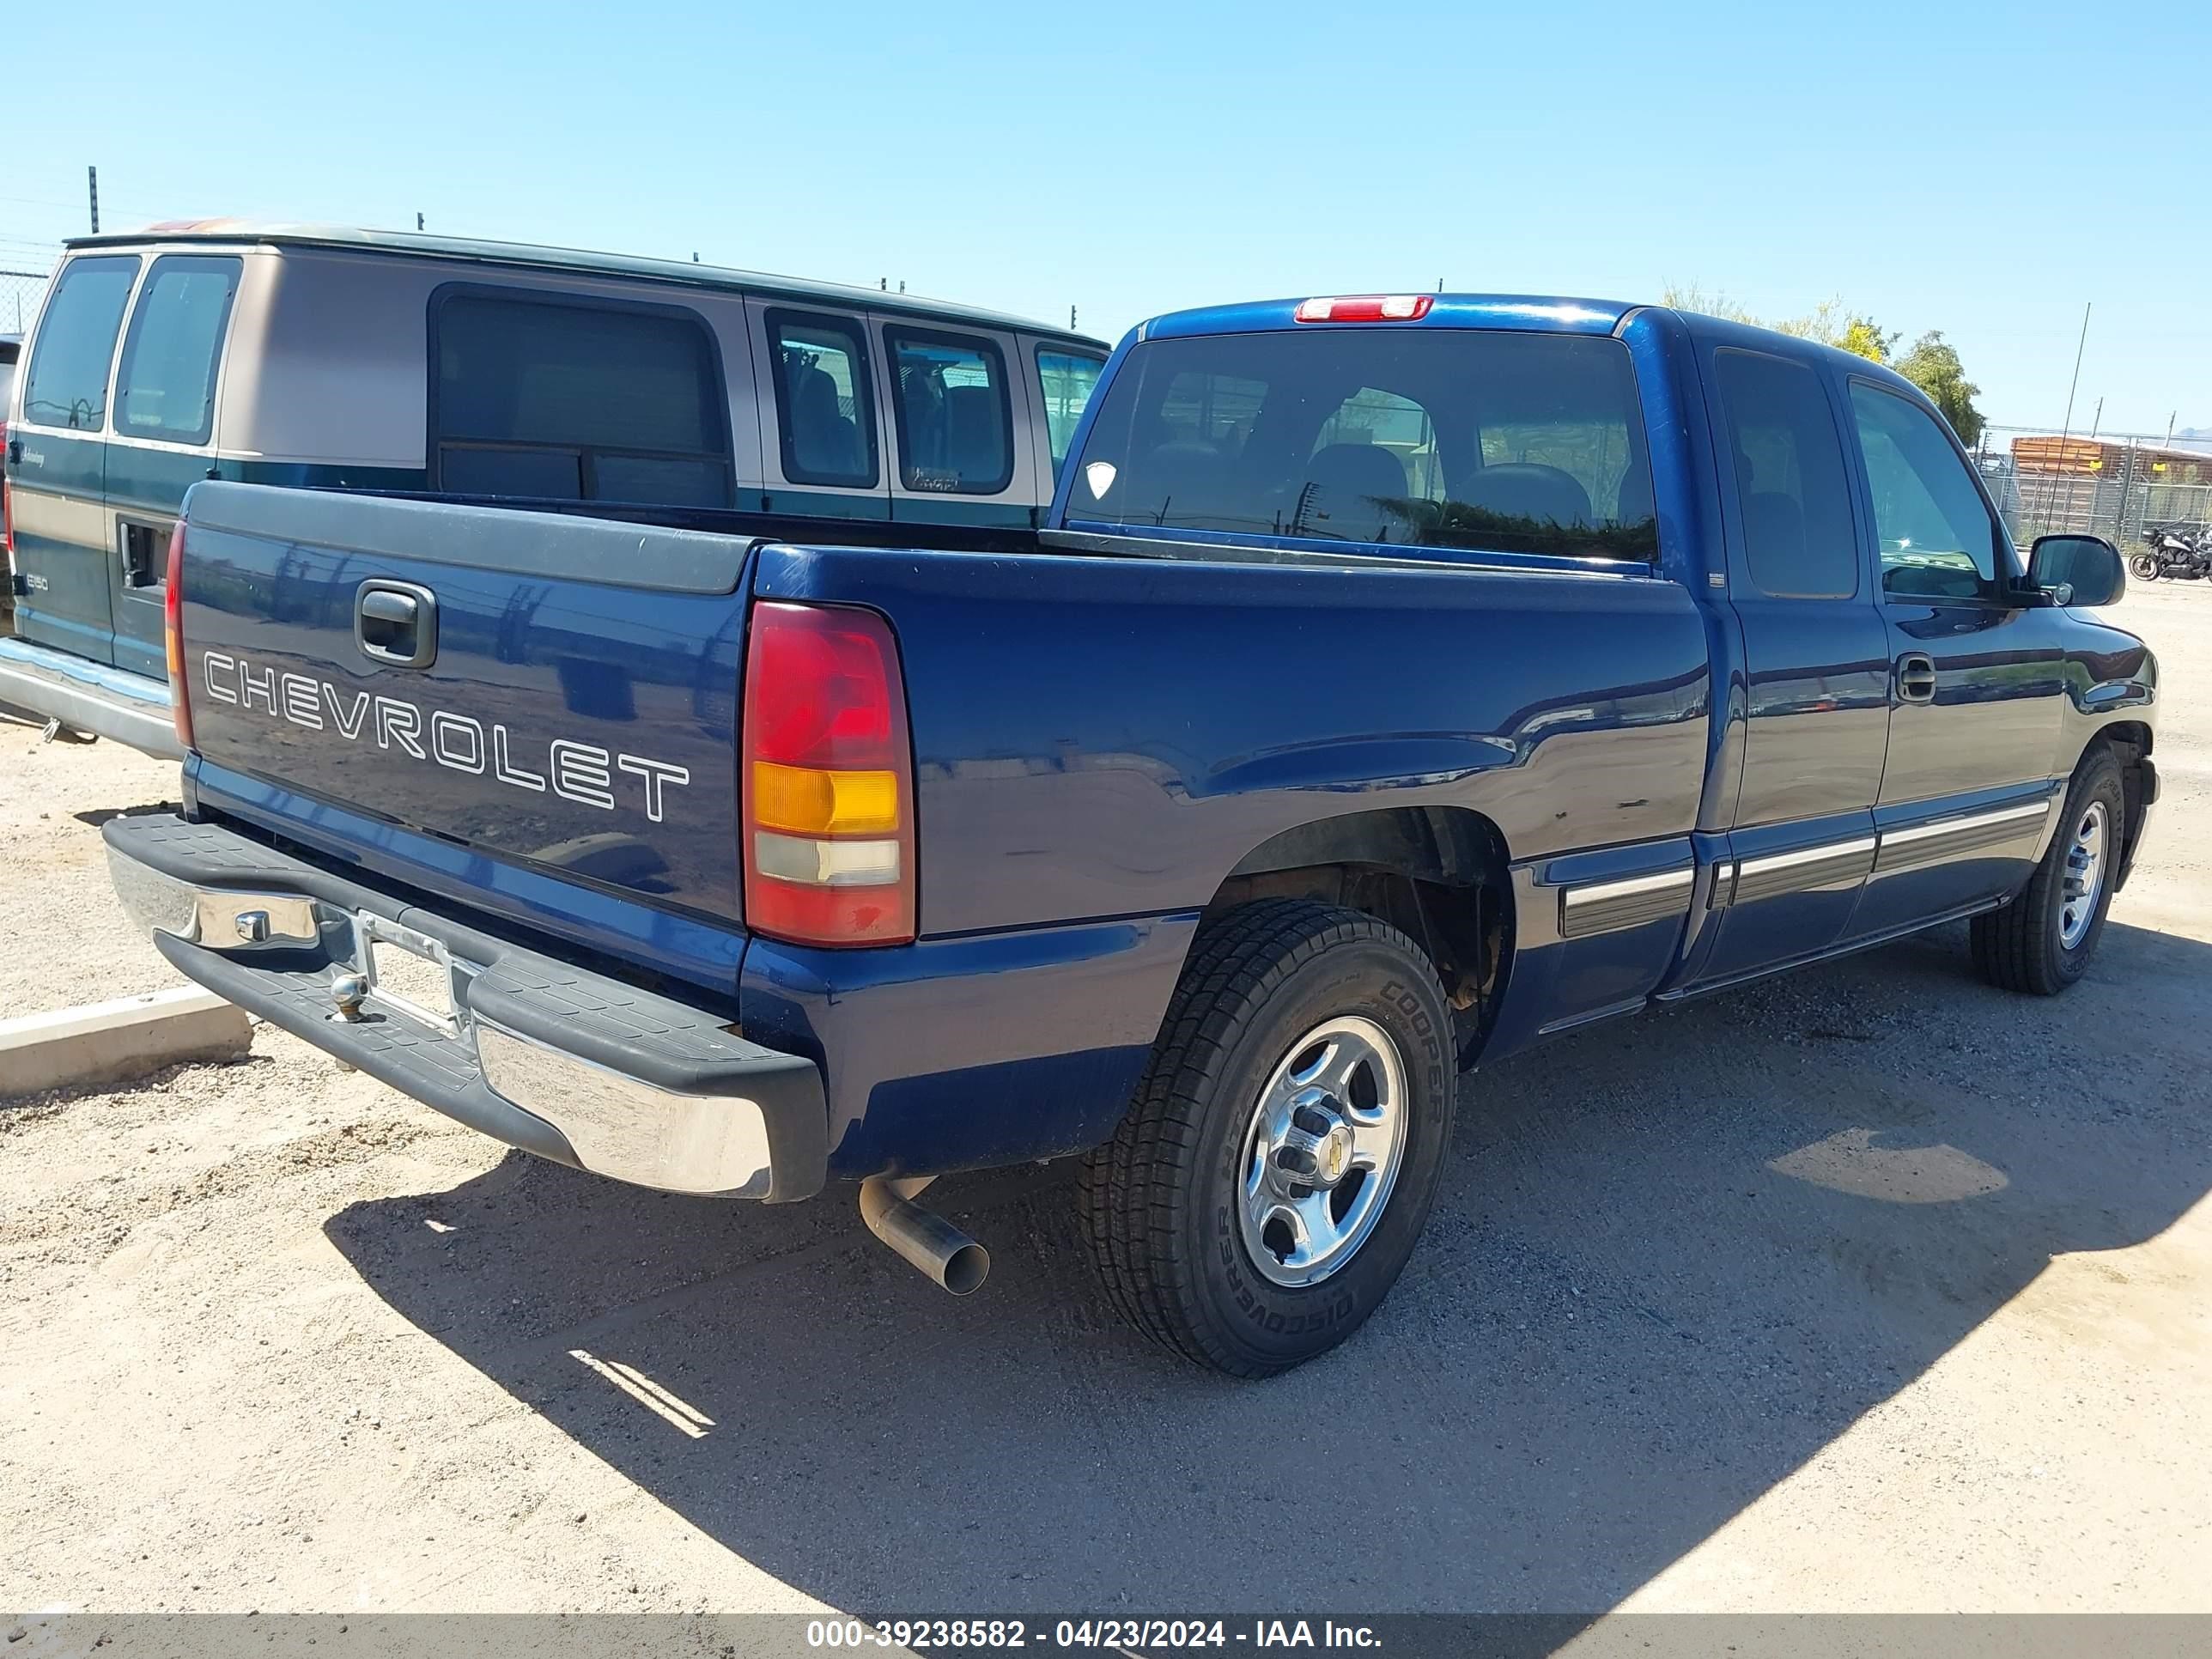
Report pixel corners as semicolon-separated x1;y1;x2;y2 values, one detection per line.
175;483;750;940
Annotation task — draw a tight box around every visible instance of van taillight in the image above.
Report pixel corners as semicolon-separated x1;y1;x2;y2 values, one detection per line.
741;601;915;946
164;518;193;751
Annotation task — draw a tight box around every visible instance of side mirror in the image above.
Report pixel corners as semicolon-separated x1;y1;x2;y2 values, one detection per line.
2027;533;2125;608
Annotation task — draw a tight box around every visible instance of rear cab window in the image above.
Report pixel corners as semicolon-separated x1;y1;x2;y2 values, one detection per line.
114;254;243;446
21;255;141;431
1036;347;1106;476
431;287;733;507
1710;348;1859;599
885;328;1012;495
766;310;878;489
1066;327;1657;562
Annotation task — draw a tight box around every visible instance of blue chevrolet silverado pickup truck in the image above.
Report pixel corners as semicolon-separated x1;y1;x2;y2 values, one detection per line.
103;291;2159;1376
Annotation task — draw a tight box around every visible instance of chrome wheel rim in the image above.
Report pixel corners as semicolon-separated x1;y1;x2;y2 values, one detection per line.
1237;1015;1407;1289
2058;799;2108;951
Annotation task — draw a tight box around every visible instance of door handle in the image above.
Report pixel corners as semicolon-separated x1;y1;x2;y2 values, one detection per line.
356;580;438;668
1896;652;1937;704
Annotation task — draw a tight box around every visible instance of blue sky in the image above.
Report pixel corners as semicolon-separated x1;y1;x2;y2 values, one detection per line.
7;0;2209;437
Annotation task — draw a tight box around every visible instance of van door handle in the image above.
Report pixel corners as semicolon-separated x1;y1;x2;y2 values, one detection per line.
356;581;438;668
1896;652;1937;704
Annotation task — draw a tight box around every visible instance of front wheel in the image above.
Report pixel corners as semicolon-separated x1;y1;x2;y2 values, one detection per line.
1971;746;2125;995
1079;900;1456;1376
2128;552;2160;581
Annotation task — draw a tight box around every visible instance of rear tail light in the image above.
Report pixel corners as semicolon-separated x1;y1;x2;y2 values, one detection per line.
741;601;915;946
1293;295;1434;323
3;421;13;556
164;517;193;751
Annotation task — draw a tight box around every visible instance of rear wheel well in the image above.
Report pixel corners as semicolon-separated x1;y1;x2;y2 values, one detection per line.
2096;721;2154;882
1204;807;1512;1063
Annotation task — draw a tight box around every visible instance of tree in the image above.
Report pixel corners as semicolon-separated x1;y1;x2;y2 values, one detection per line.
1665;289;1890;361
1838;316;1895;363
1893;331;1984;447
1772;298;1844;346
1659;283;1759;325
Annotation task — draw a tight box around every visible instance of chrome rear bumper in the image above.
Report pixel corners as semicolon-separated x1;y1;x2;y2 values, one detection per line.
105;814;827;1200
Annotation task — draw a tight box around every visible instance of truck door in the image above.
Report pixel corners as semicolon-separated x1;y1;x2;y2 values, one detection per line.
1691;343;1892;987
8;253;139;666
103;253;244;684
1841;379;2067;938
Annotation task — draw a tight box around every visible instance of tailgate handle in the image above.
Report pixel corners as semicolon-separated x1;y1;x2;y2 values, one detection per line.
356;580;438;668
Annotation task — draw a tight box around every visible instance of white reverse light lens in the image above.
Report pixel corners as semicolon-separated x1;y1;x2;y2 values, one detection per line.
751;832;902;887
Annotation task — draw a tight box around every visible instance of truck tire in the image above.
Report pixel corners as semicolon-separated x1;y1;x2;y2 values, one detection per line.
1971;744;2125;995
1079;899;1455;1376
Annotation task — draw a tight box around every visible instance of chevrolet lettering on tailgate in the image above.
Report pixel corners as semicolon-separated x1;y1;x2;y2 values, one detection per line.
201;651;692;823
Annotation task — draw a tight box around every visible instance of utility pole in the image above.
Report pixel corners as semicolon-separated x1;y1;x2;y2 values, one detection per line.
88;166;100;234
2057;301;2091;447
2053;301;2091;535
1069;305;1077;331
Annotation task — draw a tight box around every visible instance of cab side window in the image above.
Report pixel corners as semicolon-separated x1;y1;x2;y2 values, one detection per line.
1848;382;2008;600
114;255;243;445
885;328;1012;495
1711;349;1858;599
21;255;140;431
767;311;877;489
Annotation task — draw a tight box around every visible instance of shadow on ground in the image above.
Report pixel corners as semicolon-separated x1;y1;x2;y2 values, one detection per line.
325;918;2212;1613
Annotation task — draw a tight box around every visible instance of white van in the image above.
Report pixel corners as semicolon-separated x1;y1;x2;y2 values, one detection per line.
0;222;1109;754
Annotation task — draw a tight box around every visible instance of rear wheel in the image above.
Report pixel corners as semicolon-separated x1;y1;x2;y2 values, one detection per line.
1079;900;1455;1376
1971;745;2125;995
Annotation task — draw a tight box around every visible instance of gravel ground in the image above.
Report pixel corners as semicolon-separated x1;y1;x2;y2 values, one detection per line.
1;584;2209;1616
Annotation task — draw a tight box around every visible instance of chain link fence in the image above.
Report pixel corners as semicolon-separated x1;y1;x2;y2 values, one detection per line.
1975;423;2212;552
2;269;52;335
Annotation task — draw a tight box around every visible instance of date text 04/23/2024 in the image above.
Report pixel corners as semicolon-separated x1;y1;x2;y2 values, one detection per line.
805;1620;1383;1650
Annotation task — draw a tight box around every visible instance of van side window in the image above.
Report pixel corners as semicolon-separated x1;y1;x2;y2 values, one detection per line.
114;255;243;445
1711;349;1859;599
1848;381;2007;599
432;289;732;507
21;255;140;431
1036;349;1106;476
1068;329;1658;562
885;329;1012;495
766;312;877;489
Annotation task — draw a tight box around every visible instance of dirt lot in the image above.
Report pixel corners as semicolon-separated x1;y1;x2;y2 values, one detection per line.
3;586;2209;1616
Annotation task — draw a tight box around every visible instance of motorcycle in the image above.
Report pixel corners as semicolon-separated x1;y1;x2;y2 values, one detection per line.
2130;523;2212;582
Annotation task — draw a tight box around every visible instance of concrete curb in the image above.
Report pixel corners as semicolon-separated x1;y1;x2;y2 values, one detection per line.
1;987;252;1099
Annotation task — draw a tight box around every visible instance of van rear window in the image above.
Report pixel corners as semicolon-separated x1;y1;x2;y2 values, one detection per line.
21;255;140;432
115;254;242;445
431;289;732;507
1068;329;1657;562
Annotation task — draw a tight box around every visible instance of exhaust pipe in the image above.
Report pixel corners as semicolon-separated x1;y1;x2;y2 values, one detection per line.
858;1176;990;1296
